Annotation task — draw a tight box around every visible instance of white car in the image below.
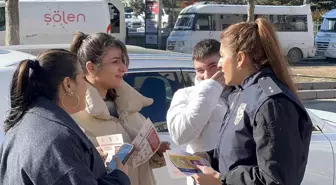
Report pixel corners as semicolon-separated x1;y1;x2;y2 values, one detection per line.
0;52;335;185
125;12;144;30
0;49;35;67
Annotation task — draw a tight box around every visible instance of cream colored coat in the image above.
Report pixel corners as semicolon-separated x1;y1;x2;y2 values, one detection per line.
72;81;164;185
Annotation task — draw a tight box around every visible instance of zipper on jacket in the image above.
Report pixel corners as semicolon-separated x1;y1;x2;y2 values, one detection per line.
216;87;242;152
219;88;242;132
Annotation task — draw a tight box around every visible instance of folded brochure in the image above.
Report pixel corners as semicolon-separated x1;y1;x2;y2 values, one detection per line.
96;118;161;169
164;150;211;178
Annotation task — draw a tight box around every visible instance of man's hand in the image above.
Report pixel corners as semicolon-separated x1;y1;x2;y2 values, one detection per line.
156;141;171;156
211;71;225;86
192;165;222;185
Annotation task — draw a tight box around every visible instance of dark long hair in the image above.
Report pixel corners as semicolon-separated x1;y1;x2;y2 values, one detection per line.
4;49;79;132
70;32;129;100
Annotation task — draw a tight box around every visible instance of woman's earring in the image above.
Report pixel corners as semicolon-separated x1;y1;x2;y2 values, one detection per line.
61;92;80;110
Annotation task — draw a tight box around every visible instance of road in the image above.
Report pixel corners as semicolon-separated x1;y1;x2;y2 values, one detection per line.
304;99;336;113
296;57;336;67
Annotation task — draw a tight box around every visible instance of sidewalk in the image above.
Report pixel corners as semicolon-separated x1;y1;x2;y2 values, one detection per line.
297;82;336;100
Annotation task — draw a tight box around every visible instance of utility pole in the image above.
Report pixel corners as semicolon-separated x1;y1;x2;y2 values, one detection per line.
5;0;20;45
247;0;255;22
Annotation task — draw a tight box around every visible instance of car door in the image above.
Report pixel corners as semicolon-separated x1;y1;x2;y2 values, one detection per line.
124;69;188;185
301;110;334;185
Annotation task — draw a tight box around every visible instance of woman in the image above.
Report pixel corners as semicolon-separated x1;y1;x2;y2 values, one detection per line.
0;49;129;185
70;32;168;185
192;18;313;185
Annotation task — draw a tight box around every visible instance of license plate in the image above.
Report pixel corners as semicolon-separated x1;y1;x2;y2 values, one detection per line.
167;46;174;50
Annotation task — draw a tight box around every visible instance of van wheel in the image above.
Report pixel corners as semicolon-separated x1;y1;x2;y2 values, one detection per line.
287;48;303;64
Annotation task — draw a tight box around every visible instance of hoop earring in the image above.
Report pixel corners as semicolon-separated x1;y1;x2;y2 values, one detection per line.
61;92;80;110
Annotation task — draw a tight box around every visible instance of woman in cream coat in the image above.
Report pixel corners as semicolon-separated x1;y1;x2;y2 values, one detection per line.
70;32;168;185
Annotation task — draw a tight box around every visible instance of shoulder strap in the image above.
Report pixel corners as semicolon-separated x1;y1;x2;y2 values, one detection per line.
258;76;282;97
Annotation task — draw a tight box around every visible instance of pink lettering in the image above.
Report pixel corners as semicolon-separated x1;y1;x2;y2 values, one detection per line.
67;14;75;22
53;13;62;22
44;10;86;25
44;14;52;22
77;14;86;22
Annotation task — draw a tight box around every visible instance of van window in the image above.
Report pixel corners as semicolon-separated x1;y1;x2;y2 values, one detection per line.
0;7;5;31
108;3;120;33
320;18;336;32
219;14;245;31
257;14;308;32
195;14;212;31
174;14;195;31
217;13;308;32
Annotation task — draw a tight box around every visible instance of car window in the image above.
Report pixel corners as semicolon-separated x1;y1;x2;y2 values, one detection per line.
0;7;5;31
124;71;183;132
183;71;196;86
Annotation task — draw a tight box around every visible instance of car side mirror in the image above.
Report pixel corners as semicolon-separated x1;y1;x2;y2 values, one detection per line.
313;125;321;132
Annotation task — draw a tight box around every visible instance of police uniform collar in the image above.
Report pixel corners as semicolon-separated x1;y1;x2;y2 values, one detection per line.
240;68;274;89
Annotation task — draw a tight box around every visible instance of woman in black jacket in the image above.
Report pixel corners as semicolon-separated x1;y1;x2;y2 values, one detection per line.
192;18;313;185
0;49;130;185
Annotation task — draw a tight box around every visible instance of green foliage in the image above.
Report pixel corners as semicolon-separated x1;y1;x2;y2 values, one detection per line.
129;0;145;16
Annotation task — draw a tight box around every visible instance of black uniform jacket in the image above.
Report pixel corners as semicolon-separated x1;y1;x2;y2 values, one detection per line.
208;68;313;185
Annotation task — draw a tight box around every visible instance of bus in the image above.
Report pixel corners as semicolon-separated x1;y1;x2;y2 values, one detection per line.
315;9;336;62
166;2;316;63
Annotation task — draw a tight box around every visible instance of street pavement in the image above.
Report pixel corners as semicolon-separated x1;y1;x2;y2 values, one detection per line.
304;99;336;113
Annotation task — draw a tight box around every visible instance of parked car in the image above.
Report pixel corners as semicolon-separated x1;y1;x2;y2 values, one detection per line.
125;12;144;27
0;52;335;185
0;48;35;67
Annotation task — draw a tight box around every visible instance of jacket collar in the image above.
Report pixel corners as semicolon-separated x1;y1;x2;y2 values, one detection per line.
29;97;93;151
85;81;153;120
240;68;275;89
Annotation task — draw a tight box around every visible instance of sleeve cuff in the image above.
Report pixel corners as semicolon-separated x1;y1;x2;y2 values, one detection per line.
109;169;131;185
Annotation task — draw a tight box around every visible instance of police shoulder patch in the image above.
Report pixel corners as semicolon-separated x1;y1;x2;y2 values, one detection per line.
258;77;282;97
234;103;247;125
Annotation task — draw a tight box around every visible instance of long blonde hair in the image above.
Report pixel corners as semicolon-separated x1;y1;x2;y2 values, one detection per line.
220;18;298;98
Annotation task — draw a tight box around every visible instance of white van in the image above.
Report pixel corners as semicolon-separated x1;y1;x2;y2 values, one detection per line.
315;9;336;62
0;0;126;45
166;3;316;63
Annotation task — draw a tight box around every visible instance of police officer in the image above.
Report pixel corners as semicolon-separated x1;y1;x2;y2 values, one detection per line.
192;18;313;185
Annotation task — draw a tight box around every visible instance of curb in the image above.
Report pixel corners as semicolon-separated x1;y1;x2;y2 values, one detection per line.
299;89;336;100
296;82;336;90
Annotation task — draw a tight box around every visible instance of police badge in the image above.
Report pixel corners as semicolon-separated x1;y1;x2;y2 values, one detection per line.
234;103;247;125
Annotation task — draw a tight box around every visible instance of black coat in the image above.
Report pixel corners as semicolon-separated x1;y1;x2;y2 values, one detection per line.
209;68;313;185
0;97;130;185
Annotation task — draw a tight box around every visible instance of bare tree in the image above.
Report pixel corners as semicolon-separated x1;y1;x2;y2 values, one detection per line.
247;0;255;22
5;0;20;45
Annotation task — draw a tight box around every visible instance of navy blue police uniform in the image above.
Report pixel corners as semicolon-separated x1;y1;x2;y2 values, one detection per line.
209;68;313;185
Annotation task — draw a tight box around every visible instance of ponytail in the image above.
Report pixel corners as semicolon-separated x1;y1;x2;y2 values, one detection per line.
4;49;79;132
4;60;41;132
70;31;88;54
255;18;299;98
